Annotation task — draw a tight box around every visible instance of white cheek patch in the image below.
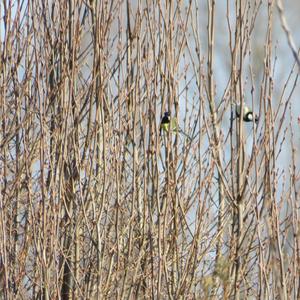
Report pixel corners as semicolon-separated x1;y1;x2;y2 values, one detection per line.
247;113;253;121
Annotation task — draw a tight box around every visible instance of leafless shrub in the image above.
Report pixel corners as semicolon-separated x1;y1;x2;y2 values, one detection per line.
0;0;299;299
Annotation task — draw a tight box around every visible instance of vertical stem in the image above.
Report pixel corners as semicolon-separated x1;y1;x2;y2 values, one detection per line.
207;0;225;295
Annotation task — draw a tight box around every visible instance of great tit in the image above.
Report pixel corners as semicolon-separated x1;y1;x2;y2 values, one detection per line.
160;112;191;140
160;111;177;134
236;104;259;123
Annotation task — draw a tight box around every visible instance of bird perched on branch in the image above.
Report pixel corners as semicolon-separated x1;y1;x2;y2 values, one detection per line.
160;111;191;140
160;112;176;133
236;104;259;123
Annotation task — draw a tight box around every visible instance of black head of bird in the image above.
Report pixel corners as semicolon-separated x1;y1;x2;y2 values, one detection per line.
236;105;259;123
161;111;171;125
163;111;170;120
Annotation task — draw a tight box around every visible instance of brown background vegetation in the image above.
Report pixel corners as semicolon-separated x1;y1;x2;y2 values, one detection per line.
1;0;300;299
